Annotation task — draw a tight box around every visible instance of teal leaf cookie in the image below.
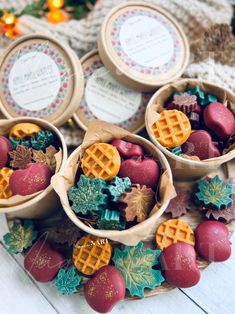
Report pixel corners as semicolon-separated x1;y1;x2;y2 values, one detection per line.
169;146;182;156
112;242;164;298
3;220;38;254
31;130;56;151
68;175;108;215
106;177;131;202
54;266;82;295
97;209;126;230
196;175;233;210
188;85;218;106
10;137;31;150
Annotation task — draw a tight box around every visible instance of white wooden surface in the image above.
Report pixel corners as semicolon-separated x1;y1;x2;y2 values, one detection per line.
0;213;234;314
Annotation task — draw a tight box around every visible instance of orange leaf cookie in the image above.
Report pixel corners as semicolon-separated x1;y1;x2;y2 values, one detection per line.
73;234;112;276
152;110;191;148
156;219;195;250
9;123;41;139
0;167;14;199
81;143;121;180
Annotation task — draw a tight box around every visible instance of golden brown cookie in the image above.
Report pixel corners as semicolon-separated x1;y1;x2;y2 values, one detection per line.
73;234;112;275
152;110;191;148
9;123;41;139
156;219;195;250
0;167;14;199
81;143;121;180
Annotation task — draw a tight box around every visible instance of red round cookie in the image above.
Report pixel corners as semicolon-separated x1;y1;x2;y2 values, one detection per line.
24;240;64;282
111;139;144;159
119;157;160;190
182;130;220;160
204;102;235;139
195;221;231;262
10;163;52;196
84;266;126;313
0;136;11;168
160;243;201;288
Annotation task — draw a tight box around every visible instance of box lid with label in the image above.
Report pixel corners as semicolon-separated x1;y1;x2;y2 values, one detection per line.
0;34;84;127
73;49;152;133
98;2;190;92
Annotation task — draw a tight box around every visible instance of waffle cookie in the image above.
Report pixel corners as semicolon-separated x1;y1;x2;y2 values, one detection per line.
156;219;195;250
0;167;14;199
73;235;112;276
9;123;41;139
152;110;191;148
81;143;121;180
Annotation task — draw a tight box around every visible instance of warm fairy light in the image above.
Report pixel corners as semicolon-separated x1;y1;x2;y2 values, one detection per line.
1;13;17;26
47;8;67;24
48;0;65;10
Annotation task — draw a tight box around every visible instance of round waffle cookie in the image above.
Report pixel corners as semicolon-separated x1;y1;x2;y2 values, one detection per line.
81;143;121;180
0;167;14;199
9;123;42;139
156;219;195;250
73;234;112;276
151;110;191;148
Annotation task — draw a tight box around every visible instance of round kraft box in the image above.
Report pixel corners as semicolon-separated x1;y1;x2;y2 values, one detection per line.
0;34;84;127
73;49;152;133
98;2;190;92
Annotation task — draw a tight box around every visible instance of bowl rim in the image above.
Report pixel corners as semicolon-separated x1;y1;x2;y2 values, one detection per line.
61;134;173;237
145;78;235;167
0;116;68;213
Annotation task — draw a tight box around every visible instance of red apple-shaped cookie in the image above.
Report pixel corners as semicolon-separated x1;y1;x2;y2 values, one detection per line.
84;266;126;313
195;221;231;262
160;243;201;288
182;130;220;160
24;240;64;282
119;157;160;189
10;163;52;196
111;139;144;159
0;136;11;168
204;102;235;139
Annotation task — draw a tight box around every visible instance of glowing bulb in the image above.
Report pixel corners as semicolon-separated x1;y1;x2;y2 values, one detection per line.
48;0;64;10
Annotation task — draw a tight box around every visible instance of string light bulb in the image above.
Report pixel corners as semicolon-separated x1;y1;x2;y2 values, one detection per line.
48;0;65;10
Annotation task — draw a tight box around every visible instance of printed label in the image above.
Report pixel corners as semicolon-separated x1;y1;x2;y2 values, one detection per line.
119;15;174;68
85;67;142;123
8;52;61;111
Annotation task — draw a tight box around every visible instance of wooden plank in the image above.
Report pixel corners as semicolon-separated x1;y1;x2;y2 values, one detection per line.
0;244;57;314
181;233;235;314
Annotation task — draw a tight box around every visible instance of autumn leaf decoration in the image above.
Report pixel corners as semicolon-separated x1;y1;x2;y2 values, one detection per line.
119;185;155;222
112;242;164;298
33;145;58;171
9;145;32;169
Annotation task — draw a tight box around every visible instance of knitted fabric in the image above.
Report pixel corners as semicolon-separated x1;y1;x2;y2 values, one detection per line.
0;0;234;146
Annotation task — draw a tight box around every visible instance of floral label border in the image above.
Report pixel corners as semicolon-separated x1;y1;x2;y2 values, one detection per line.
110;8;181;76
1;43;69;118
79;58;150;130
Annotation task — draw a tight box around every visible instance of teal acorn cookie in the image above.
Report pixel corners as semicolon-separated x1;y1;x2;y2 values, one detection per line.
169;146;182;156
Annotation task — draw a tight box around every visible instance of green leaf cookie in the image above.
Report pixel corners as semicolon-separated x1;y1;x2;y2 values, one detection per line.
10;137;31;150
68;175;108;215
196;175;233;210
188;85;218;106
3;220;38;254
112;242;164;298
169;146;182;156
97;209;126;230
31;130;56;151
106;177;131;202
54;266;82;295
